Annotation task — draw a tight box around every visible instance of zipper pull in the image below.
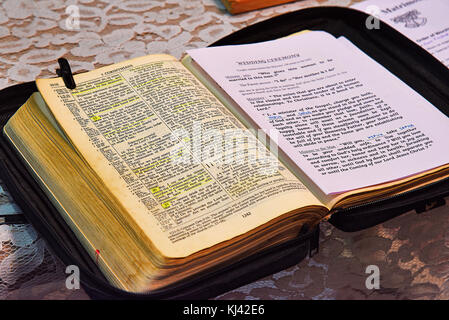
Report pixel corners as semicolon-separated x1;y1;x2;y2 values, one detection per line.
0;214;27;224
415;197;446;214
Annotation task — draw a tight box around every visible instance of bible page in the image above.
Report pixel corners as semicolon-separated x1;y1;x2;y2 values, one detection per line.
187;31;449;195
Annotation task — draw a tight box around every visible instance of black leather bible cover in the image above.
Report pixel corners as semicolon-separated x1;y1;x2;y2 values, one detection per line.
0;6;448;299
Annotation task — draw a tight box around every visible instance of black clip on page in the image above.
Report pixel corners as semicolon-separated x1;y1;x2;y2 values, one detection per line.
56;57;76;89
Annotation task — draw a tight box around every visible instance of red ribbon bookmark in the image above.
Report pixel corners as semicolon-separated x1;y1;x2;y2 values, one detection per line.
95;249;100;264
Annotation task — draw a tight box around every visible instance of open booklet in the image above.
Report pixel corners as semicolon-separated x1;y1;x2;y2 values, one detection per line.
3;30;449;293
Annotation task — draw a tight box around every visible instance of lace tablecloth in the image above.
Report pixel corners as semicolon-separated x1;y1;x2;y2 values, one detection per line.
2;0;449;300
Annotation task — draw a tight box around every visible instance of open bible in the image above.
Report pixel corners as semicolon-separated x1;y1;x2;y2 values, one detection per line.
4;31;449;293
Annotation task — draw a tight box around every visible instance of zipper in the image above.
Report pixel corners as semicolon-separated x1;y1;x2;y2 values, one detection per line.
333;175;449;215
0;213;27;224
